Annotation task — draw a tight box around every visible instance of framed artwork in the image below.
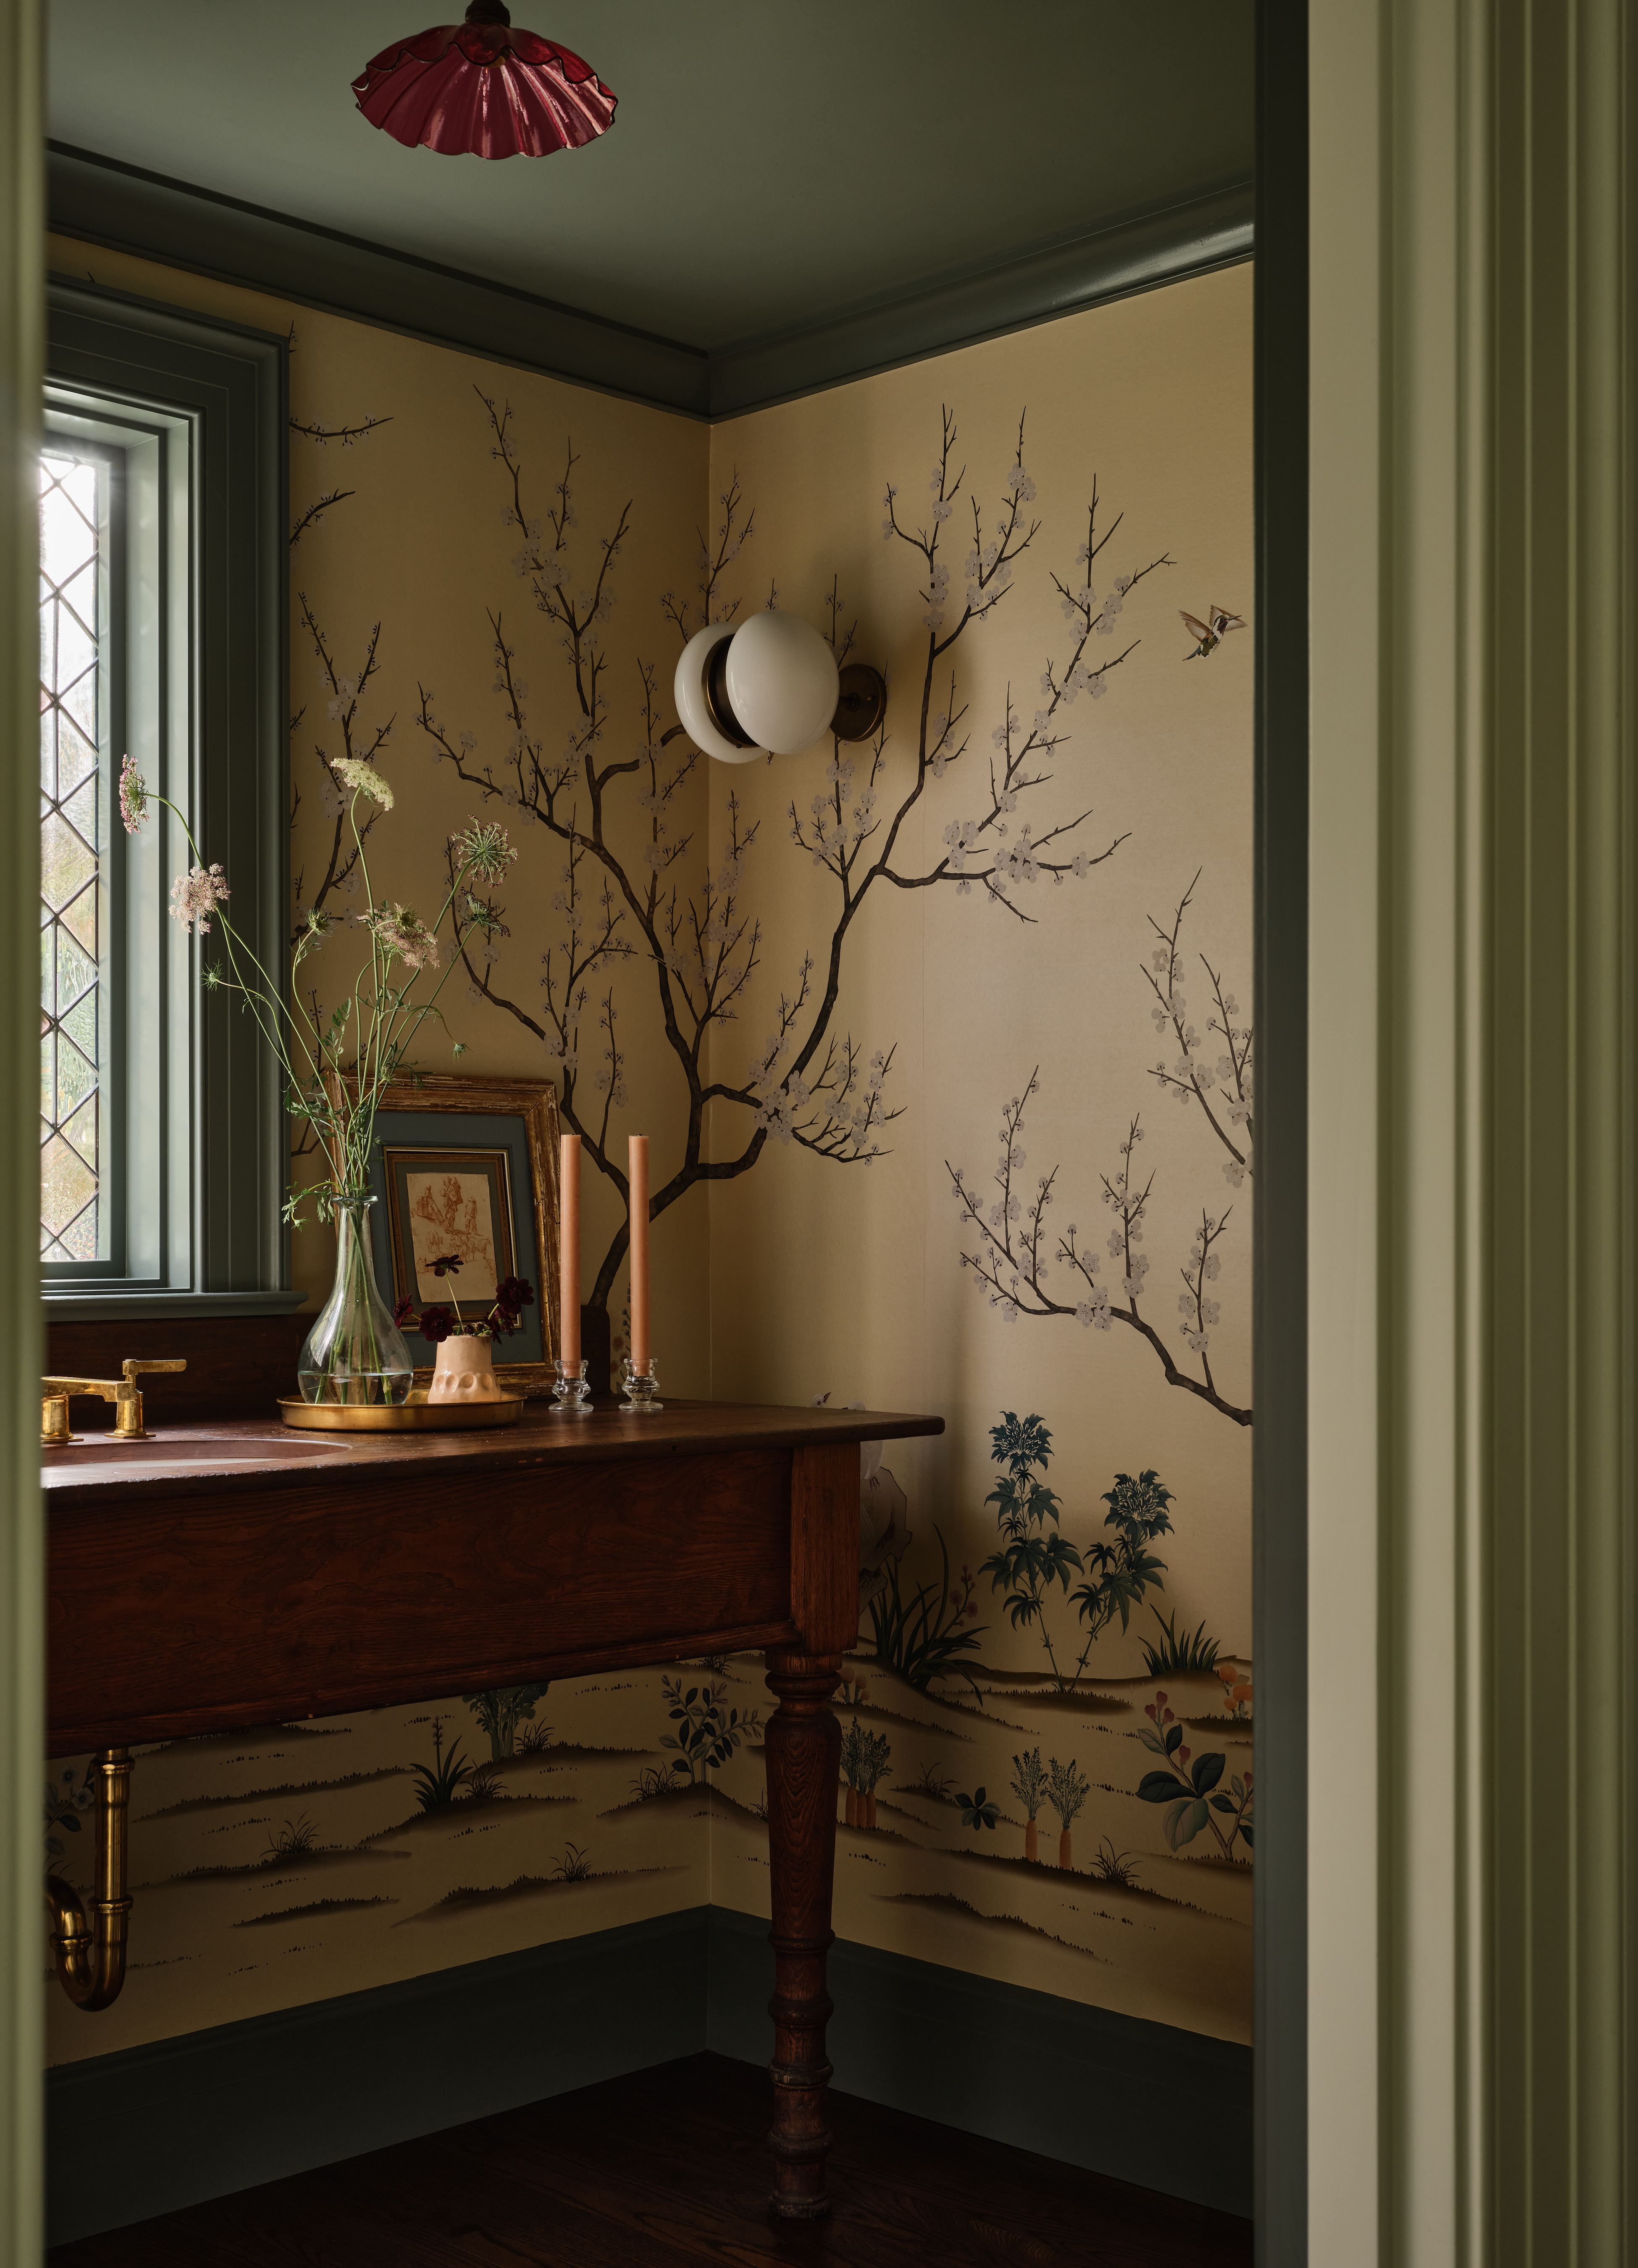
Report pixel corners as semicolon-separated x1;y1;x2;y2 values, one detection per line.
360;1073;561;1397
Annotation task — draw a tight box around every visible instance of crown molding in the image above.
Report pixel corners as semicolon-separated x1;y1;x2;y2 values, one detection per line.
49;140;1252;421
47;140;711;416
706;183;1254;417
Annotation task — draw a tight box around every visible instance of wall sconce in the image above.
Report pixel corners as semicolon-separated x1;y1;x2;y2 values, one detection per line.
674;612;886;764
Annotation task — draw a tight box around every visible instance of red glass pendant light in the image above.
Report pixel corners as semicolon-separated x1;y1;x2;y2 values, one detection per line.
353;0;616;160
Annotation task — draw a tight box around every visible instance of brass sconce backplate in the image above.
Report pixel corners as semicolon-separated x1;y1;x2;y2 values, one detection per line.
833;663;887;743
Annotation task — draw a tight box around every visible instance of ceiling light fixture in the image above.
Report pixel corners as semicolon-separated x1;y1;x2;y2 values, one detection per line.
353;1;616;161
674;614;887;764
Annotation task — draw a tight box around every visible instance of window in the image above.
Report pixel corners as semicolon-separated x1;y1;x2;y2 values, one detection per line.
39;445;116;1263
42;281;297;1316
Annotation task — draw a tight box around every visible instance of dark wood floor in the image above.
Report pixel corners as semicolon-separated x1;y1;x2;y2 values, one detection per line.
49;2053;1253;2268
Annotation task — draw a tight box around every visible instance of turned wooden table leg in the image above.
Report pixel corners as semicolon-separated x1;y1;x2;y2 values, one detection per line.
764;1645;843;2220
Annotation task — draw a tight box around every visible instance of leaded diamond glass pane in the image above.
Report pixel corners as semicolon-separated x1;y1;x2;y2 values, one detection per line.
61;1094;97;1170
56;924;97;1014
55;715;97;802
40;811;95;912
61;774;98;853
50;603;94;695
60;560;95;630
39;449;106;1261
61;882;97;959
39;479;94;585
54;1034;95;1120
61;666;96;744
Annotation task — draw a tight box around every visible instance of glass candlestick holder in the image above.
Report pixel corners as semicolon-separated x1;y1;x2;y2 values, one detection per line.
619;1353;662;1412
552;1356;591;1415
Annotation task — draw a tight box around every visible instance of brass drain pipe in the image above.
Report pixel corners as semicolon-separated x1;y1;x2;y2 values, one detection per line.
46;1749;133;2011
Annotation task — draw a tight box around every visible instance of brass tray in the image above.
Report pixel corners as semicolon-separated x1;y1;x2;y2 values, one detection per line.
277;1393;525;1433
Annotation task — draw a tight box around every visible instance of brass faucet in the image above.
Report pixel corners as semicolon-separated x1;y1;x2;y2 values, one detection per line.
41;1357;187;1446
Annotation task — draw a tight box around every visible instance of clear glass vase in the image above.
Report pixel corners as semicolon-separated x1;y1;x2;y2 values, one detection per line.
297;1194;414;1406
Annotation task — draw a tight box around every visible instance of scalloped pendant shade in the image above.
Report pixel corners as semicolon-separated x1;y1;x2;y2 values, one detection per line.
353;1;616;160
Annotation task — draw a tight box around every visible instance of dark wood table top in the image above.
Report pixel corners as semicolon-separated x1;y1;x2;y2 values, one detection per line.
46;1399;943;1750
41;1399;944;1509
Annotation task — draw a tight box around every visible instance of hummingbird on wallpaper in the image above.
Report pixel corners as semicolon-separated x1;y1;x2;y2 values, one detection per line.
1179;605;1246;659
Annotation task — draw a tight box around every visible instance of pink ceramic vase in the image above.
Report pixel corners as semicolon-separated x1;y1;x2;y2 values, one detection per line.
428;1332;503;1403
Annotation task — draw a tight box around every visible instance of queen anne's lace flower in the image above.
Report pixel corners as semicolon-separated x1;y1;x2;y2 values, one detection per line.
450;815;518;884
170;863;230;935
363;902;440;973
118;754;148;835
332;756;394;810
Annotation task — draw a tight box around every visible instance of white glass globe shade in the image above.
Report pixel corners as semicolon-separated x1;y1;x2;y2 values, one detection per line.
724;611;840;755
673;623;754;764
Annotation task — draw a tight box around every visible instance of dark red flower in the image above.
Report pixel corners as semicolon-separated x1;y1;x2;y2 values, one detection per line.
393;1294;418;1330
418;1303;457;1343
484;1273;532;1335
428;1252;463;1278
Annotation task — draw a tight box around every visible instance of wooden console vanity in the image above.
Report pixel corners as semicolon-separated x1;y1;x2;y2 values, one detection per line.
44;1397;943;2220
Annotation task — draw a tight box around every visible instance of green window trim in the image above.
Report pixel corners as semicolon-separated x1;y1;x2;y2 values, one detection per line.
42;278;297;1317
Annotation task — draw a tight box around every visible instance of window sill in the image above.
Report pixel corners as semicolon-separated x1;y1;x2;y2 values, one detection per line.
43;1290;310;1322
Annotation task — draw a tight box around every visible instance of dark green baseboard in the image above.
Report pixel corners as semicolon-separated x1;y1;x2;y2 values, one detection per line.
47;1907;1251;2245
47;1908;708;2248
706;1908;1251;2217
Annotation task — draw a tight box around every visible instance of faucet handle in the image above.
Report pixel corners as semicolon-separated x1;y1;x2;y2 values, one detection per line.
116;1357;186;1440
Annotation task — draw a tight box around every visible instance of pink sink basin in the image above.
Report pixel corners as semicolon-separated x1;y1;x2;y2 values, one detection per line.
41;1433;346;1481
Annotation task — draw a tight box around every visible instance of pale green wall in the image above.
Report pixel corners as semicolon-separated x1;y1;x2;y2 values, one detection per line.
1307;1;1635;2261
0;5;43;2262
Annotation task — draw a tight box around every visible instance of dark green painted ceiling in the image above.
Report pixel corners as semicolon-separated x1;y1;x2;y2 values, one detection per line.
48;2;1253;355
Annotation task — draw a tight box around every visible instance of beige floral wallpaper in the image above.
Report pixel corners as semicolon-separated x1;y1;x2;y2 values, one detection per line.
44;239;1252;2069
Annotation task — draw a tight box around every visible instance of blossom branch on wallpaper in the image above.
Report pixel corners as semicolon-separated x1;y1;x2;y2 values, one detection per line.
289;413;393;448
285;399;399;1162
1143;871;1254;1184
288;488;355;550
864;412;1173;922
661;469;756;640
946;879;1253;1424
286;600;408;1165
412;413;900;1308
948;1075;1252;1428
411;398;1161;1311
478;404;633;724
290;596;396;944
286;402;389;548
286;397;392;907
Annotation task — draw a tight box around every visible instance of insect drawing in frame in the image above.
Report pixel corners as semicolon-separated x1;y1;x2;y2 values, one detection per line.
1179;604;1246;659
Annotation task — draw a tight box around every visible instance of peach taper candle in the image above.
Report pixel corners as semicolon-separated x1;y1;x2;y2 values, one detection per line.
559;1134;581;1369
628;1134;650;1372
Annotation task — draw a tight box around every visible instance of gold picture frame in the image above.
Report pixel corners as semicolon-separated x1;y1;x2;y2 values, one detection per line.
360;1073;562;1399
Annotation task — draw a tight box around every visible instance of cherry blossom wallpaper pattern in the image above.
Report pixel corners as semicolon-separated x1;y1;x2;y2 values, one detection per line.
43;241;1252;2069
